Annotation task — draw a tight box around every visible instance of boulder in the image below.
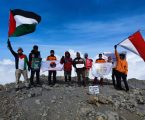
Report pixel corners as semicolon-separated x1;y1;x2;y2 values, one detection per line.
137;95;145;104
105;111;119;120
35;99;41;105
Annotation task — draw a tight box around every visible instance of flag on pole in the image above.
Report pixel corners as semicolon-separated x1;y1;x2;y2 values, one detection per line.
118;31;145;61
8;9;41;37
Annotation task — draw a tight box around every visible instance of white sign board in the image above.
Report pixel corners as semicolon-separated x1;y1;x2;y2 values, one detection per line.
89;86;99;95
76;64;84;68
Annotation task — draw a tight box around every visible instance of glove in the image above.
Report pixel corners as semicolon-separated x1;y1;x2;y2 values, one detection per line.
114;45;117;49
60;56;65;64
61;56;65;60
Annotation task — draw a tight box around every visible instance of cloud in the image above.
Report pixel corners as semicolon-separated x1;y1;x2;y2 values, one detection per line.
0;59;15;84
127;52;145;80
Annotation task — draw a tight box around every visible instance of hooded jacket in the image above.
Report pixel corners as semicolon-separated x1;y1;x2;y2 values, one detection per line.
61;52;72;72
29;50;41;65
29;50;42;69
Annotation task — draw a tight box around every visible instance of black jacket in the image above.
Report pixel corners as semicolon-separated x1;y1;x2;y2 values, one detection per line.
73;57;85;70
29;50;42;70
29;50;41;64
7;41;29;70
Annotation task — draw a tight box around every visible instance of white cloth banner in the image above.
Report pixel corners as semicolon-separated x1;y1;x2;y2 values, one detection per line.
91;63;113;77
41;60;63;72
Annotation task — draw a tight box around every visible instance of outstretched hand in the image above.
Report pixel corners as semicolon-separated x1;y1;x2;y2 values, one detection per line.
114;45;117;49
61;56;65;59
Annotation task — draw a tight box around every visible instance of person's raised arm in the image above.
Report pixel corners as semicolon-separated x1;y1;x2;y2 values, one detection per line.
7;39;17;57
114;45;120;61
60;56;64;64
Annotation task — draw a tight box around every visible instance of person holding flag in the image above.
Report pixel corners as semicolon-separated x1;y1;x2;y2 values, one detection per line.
114;45;129;92
29;45;42;87
115;30;145;91
7;39;30;91
7;9;41;90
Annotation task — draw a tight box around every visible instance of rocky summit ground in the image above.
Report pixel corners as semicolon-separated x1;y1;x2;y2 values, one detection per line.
0;76;145;120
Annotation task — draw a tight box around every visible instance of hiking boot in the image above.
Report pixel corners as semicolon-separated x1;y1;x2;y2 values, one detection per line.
82;81;86;87
100;78;103;86
48;81;52;86
93;78;98;85
69;76;71;82
65;76;68;82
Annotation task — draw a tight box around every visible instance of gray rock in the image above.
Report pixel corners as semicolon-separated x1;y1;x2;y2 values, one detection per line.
0;85;4;91
137;95;145;104
119;116;127;120
0;118;4;120
28;93;35;98
51;100;56;103
98;95;113;104
42;85;51;90
96;112;107;120
35;99;41;105
105;111;119;120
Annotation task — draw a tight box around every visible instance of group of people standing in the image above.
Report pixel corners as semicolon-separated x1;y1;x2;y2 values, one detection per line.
7;39;129;92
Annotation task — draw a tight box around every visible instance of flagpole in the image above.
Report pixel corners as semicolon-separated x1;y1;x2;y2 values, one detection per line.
8;9;11;40
116;30;141;45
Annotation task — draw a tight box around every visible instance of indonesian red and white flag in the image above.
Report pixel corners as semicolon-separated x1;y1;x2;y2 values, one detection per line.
118;31;145;61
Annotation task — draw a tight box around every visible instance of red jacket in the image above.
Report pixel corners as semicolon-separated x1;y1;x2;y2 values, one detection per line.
61;52;72;72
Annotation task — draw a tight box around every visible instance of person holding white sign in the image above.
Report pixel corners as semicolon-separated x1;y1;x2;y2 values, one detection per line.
46;50;57;86
93;54;106;86
73;52;86;86
29;45;42;87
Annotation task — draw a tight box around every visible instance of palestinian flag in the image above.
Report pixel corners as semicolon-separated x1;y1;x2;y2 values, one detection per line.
8;9;41;37
118;31;145;61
